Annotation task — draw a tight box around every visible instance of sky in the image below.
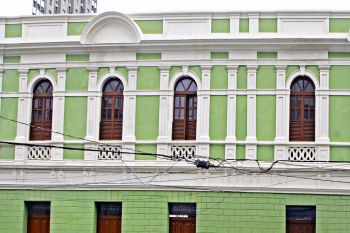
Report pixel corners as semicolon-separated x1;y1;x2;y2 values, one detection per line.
0;0;349;16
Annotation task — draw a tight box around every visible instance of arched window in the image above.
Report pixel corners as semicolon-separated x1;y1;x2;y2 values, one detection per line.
290;76;315;141
172;77;197;140
100;78;124;140
30;80;53;141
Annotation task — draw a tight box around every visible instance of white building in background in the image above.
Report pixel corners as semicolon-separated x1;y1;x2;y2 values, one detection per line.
32;0;97;15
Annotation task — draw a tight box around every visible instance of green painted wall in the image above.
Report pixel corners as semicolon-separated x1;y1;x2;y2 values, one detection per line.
239;19;249;33
236;96;247;140
286;66;300;81
0;145;15;160
257;145;274;161
5;24;22;38
137;67;160;90
306;66;320;81
27;69;40;84
211;19;230;33
3;56;20;64
135;20;163;34
66;68;89;91
211;52;229;60
64;97;87;140
67;22;88;35
116;67;129;81
210;144;225;160
329;52;350;58
63;144;85;160
189;66;202;80
329;96;350;142
257;52;277;59
169;67;182;83
3;190;350;233
211;66;228;89
66;54;89;62
45;69;58;81
97;67;110;80
136;53;161;60
135;96;159;140
329;18;350;32
2;70;19;92
237;66;247;89
0;98;18;140
135;144;157;160
257;96;276;141
259;19;277;32
236;145;245;160
330;66;350;89
256;66;276;89
209;96;227;140
330;147;350;162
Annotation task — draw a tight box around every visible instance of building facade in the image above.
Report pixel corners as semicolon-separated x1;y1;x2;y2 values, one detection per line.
32;0;97;15
1;10;350;233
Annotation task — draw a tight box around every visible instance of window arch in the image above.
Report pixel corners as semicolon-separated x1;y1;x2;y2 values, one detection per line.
30;80;53;141
100;78;124;140
290;76;315;141
172;77;197;140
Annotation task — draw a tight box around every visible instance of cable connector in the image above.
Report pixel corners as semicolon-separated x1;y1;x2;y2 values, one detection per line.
195;159;210;169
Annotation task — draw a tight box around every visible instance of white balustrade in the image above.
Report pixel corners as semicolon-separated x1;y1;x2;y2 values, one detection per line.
27;146;52;160
288;146;316;161
170;145;196;160
98;145;122;160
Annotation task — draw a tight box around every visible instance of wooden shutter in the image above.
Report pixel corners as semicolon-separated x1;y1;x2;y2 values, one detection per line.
27;202;50;233
169;203;196;233
97;203;122;233
286;206;316;233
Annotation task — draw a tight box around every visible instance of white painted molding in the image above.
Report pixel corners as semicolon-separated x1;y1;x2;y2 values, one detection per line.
230;15;240;35
97;69;129;91
248;14;259;34
158;66;172;142
227;66;238;90
286;68;320;90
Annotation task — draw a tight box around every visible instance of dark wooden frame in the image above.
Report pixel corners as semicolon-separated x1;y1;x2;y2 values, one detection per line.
27;202;50;233
169;217;196;233
172;77;197;140
289;76;315;141
29;80;53;141
96;202;122;233
100;78;124;140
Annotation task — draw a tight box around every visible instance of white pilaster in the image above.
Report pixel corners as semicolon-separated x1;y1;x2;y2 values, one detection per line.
157;66;171;142
230;15;240;35
0;69;3;111
248;14;259;34
246;66;257;160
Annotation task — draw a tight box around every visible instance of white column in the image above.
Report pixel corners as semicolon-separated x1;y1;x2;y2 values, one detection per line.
15;69;29;160
51;68;66;160
197;65;211;158
248;14;259;34
225;66;238;160
246;66;257;160
230;15;240;35
317;65;330;161
274;65;288;160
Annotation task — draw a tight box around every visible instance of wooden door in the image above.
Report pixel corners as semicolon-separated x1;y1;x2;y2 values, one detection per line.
287;220;315;233
27;214;50;233
170;217;196;233
97;216;121;233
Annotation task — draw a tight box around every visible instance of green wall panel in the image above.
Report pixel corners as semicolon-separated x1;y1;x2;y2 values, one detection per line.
66;54;89;62
3;56;20;64
330;147;350;162
329;96;350;142
97;67;109;80
135;144;157;160
116;67;128;80
210;96;227;140
135;96;159;140
45;69;58;81
257;52;277;59
137;67;160;90
286;65;300;81
28;69;40;84
135;20;163;34
236;145;245;160
329;18;350;32
239;19;249;33
329;52;350;58
237;66;247;89
66;68;89;91
189;66;202;80
257;96;276;141
67;22;88;35
211;52;229;60
210;144;225;160
330;66;350;89
236;96;247;140
259;19;277;32
5;24;22;38
256;66;276;89
210;66;228;89
64;97;87;140
257;145;274;161
0;98;18;140
2;70;19;92
169;66;182;84
0;145;15;160
63;144;85;160
306;65;320;81
136;53;161;60
211;19;230;33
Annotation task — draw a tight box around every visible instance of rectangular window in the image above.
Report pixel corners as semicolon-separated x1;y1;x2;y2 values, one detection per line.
286;206;316;233
169;203;196;233
26;202;50;233
96;202;122;233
